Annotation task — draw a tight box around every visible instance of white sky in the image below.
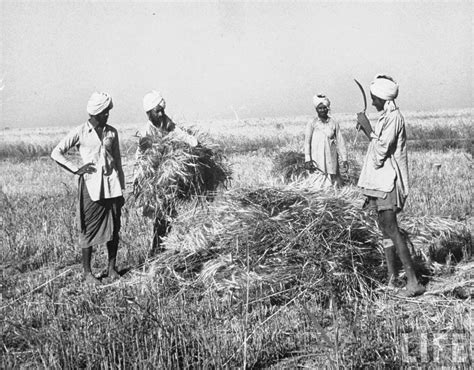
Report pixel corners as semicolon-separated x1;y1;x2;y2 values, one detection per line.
0;0;472;128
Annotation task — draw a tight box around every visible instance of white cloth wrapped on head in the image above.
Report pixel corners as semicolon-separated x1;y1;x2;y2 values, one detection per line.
370;75;399;101
313;94;331;108
87;92;113;115
143;90;166;112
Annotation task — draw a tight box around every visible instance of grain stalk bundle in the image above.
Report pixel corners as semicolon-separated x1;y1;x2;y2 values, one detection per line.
399;215;472;263
146;185;471;305
155;186;385;304
132;129;232;218
271;151;307;183
272;151;361;185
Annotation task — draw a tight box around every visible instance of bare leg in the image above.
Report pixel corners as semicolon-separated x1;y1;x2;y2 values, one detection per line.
106;237;120;280
332;174;343;188
378;210;425;296
82;246;101;285
150;217;168;257
382;239;398;287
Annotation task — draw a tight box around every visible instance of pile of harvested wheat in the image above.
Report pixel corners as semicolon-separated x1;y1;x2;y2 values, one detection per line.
132;128;232;218
140;185;471;305
272;150;361;185
399;215;472;263
271;151;307;183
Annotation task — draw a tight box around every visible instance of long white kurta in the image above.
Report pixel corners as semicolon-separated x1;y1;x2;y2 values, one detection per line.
304;117;347;174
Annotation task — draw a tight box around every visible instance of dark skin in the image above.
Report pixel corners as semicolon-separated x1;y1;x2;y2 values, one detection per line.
80;105;121;285
75;107;112;176
147;104;175;131
357;95;425;296
306;103;348;173
139;104;176;153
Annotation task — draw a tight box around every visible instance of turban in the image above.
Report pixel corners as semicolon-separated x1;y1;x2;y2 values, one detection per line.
86;92;113;115
369;75;399;101
143;90;166;112
313;94;331;108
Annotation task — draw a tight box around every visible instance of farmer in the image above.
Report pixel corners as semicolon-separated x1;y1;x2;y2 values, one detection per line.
51;92;125;285
135;90;198;256
304;94;348;188
357;75;425;297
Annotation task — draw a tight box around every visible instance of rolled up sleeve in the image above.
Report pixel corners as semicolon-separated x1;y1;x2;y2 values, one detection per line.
51;127;80;173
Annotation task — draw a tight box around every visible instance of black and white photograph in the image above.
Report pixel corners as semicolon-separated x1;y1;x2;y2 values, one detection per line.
1;0;472;367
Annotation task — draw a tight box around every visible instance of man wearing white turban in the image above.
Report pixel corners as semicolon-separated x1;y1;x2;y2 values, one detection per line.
136;91;198;158
369;74;399;101
357;75;425;297
51;92;125;285
87;92;114;116
304;94;348;188
135;90;198;256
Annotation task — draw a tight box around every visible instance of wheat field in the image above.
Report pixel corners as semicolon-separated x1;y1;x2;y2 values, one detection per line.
1;109;472;368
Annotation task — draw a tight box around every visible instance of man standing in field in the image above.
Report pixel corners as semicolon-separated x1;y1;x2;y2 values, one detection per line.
135;90;198;256
51;92;125;285
304;94;348;188
357;75;425;297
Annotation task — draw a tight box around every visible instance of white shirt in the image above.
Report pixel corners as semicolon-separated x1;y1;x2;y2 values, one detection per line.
357;102;409;196
51;121;125;201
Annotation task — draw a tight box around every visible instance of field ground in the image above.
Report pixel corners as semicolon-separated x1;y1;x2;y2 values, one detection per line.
1;109;472;368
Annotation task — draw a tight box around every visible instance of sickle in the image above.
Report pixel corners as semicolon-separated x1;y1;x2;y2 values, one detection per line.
354;79;367;112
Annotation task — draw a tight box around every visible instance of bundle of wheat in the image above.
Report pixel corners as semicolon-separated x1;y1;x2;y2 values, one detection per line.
272;151;361;186
271;151;307;183
399;215;472;263
132;129;232;218
149;186;385;304
144;185;471;305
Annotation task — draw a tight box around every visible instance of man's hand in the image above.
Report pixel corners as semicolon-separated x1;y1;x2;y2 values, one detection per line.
304;161;315;170
75;162;96;175
139;137;153;152
341;161;349;173
356;112;373;140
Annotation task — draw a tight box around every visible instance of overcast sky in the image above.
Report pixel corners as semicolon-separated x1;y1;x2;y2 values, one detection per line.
0;0;472;128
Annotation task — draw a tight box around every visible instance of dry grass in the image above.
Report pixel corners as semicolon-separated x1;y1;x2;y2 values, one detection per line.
1;111;472;368
138;186;470;306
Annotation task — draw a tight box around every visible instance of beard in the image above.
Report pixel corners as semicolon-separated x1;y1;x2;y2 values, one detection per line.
150;113;165;128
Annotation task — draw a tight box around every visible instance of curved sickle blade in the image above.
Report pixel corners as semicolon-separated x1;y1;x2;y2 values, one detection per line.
354;79;367;112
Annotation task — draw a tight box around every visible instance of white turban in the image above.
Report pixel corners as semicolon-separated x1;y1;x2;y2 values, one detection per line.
370;75;399;101
313;94;331;108
143;90;166;112
86;92;113;115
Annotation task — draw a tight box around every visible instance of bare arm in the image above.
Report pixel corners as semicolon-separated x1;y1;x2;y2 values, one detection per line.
113;131;126;190
304;120;313;162
51;127;81;174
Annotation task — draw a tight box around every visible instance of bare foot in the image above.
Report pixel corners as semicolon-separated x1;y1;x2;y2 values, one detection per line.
398;283;426;297
84;273;102;286
387;282;397;290
108;269;121;281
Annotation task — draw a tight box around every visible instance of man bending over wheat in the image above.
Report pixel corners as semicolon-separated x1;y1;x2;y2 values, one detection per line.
134;91;198;256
